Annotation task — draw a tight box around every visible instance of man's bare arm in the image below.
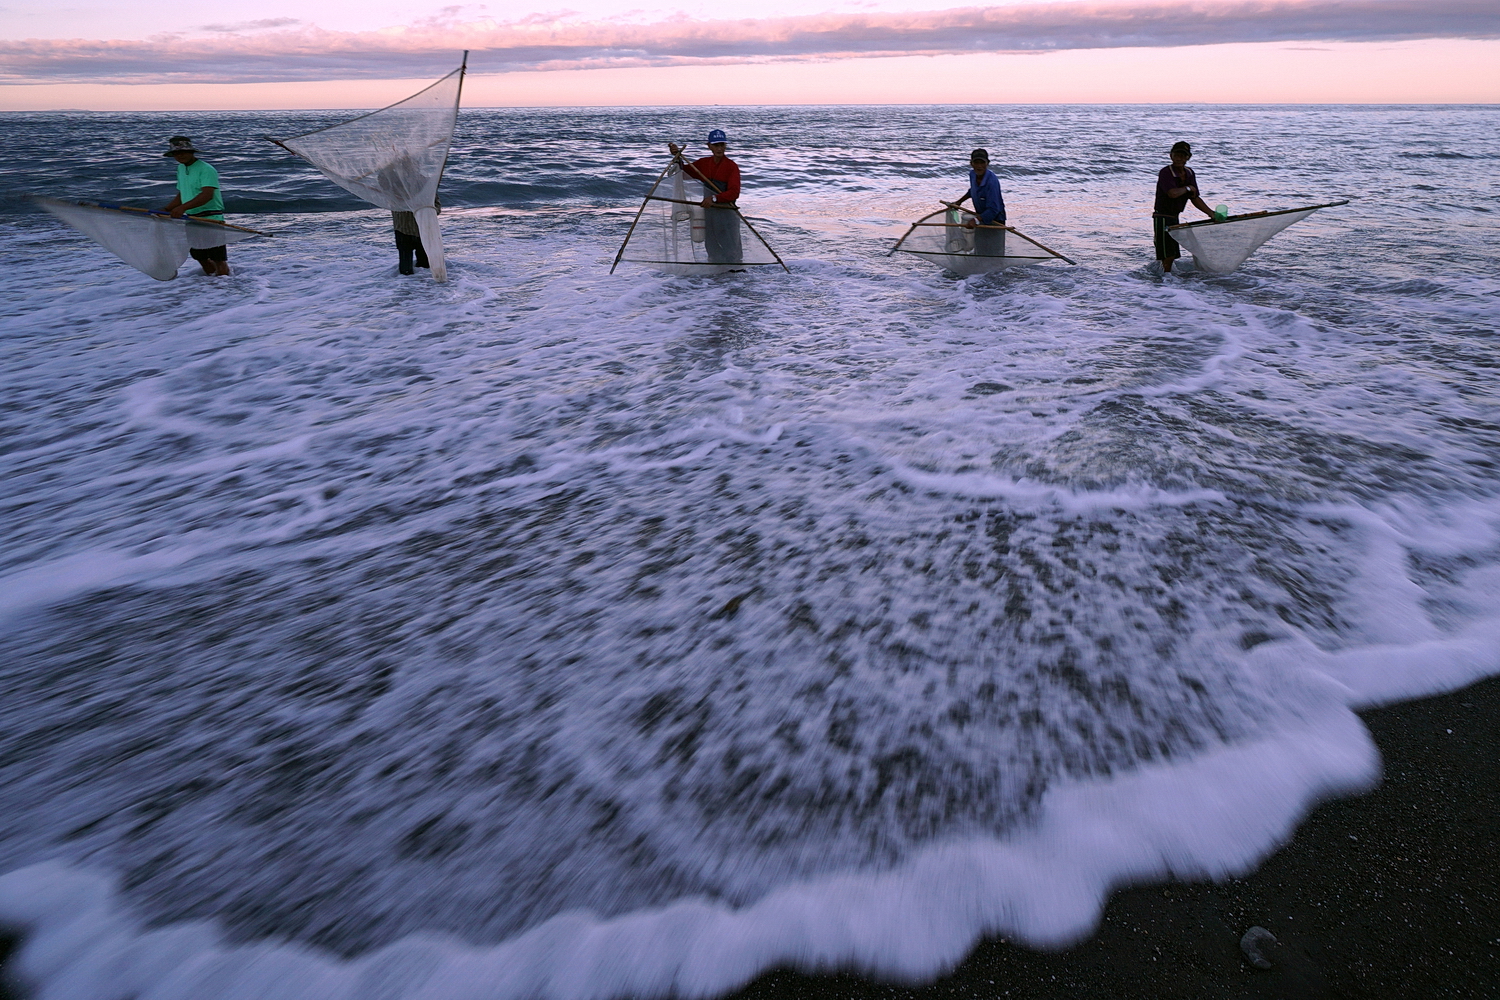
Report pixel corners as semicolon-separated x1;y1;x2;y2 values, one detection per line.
169;186;215;219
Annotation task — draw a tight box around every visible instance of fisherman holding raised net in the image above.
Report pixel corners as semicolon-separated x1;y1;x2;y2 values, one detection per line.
1154;141;1215;274
956;147;1006;256
161;136;229;276
392;196;439;276
668;130;742;264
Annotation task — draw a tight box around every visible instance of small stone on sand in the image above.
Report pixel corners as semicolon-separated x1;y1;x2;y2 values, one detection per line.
1240;926;1278;969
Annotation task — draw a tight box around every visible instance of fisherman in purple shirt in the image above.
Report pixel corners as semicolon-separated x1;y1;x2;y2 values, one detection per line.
1153;141;1215;273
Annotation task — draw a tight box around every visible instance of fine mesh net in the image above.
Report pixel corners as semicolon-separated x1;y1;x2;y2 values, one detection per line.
34;197;266;281
891;206;1063;276
269;61;464;281
612;161;785;276
1169;203;1343;274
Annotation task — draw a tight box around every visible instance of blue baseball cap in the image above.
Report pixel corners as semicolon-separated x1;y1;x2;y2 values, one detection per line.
707;129;728;145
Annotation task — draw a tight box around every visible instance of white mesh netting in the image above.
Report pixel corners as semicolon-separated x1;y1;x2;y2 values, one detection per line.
612;161;785;276
34;198;266;281
269;61;464;282
1169;202;1346;274
891;206;1065;276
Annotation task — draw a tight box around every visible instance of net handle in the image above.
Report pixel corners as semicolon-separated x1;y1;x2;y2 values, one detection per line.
734;208;790;274
264;62;466;143
1169;200;1350;231
888;206;948;255
617;151;791;275
646;195;736;209
668;142;727;197
1001;225;1077;266
261;53;466;214
40;197;273;237
667;144;788;273
611;154;677;274
941;199;1075;264
890;202;1076;265
434;51;468;195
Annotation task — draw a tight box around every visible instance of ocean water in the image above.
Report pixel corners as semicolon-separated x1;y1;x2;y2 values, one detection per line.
1;104;1498;1000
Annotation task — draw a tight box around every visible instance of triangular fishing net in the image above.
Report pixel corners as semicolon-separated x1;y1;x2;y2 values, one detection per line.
34;197;267;281
890;205;1070;275
268;57;466;281
612;160;786;276
1169;201;1347;274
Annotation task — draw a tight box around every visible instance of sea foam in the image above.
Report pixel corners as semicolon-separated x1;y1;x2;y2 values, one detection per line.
6;614;1498;1000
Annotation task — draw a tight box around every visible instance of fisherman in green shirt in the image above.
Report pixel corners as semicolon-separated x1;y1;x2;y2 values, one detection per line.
160;136;230;276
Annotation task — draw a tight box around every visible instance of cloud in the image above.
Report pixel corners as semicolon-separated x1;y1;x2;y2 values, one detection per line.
2;0;1496;85
198;18;304;34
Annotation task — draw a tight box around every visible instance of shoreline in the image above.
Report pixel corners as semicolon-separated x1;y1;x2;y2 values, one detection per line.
733;674;1500;1000
3;677;1496;999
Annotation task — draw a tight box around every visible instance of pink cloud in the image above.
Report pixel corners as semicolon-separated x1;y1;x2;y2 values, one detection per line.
1;1;1495;85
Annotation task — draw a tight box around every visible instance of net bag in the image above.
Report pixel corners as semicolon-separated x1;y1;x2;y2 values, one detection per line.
34;197;268;281
890;205;1071;276
267;56;466;282
612;159;786;276
1169;201;1348;274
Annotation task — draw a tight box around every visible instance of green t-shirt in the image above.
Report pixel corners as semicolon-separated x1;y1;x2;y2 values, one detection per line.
175;158;224;217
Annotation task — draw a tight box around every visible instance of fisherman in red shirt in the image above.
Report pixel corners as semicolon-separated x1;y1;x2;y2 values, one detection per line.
668;129;743;264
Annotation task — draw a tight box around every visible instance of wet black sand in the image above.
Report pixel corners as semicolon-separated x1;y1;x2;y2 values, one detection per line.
3;676;1497;999
732;675;1500;1000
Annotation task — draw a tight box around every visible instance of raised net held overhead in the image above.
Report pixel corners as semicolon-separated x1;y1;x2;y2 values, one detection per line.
266;54;466;282
1169;201;1349;274
33;197;269;281
890;205;1074;275
612;159;787;276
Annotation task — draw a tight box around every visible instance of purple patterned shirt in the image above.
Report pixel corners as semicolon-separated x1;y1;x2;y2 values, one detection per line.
1154;165;1198;217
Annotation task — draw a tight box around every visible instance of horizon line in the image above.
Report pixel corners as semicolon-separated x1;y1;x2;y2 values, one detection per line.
5;100;1498;114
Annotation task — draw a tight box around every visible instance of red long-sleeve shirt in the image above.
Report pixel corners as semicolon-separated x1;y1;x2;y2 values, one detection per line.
685;156;740;203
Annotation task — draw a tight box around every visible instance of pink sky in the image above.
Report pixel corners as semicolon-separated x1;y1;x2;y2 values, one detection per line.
1;1;1495;110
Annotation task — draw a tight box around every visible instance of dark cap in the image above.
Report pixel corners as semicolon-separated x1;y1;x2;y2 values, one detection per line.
1170;141;1192;157
970;148;989;162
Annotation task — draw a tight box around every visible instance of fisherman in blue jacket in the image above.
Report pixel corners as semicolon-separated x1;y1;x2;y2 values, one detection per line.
959;147;1006;256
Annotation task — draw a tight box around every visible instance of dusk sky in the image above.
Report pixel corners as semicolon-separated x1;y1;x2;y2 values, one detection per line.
1;0;1496;109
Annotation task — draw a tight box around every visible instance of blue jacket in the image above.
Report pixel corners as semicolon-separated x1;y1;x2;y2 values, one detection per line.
969;168;1006;225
